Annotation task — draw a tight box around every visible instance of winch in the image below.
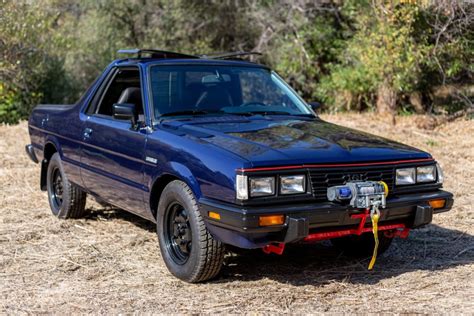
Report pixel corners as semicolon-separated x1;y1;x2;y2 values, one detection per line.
327;180;389;270
327;181;388;209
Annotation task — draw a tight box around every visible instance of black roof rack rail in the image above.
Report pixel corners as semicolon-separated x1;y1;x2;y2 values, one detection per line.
199;51;262;60
117;49;262;61
117;49;199;59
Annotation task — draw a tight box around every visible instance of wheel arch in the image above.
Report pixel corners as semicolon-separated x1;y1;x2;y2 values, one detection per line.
148;165;202;219
43;142;58;161
40;141;59;190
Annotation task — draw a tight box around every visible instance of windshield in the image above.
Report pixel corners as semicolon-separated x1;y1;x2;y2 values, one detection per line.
149;65;313;118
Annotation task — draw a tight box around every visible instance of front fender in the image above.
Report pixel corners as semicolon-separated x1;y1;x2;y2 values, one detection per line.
145;161;203;220
144;129;244;212
167;161;203;199
147;161;202;200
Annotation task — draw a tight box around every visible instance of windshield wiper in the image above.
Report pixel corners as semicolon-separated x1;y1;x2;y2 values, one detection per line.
159;109;315;120
229;110;313;117
159;109;221;117
242;110;292;116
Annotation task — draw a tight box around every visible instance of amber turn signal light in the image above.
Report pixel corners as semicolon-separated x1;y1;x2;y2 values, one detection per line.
208;211;221;220
259;215;285;226
429;199;446;209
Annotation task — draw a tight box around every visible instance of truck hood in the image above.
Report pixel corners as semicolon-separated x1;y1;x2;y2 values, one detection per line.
160;116;430;167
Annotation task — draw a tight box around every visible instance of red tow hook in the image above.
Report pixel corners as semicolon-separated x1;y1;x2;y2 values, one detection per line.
262;242;285;255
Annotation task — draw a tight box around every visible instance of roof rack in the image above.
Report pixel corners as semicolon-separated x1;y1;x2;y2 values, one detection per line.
199;51;262;60
117;49;199;59
117;49;262;61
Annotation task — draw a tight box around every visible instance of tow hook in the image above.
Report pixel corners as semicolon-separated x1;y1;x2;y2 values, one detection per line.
262;242;285;255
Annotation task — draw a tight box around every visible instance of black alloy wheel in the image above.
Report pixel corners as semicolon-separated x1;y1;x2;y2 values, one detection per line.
51;167;64;209
156;180;225;282
46;152;87;219
164;202;192;265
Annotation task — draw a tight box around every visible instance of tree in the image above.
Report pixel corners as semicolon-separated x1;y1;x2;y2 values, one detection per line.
1;1;49;123
316;1;473;118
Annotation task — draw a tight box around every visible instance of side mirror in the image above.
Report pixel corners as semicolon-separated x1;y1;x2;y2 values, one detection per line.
308;101;322;112
113;103;137;126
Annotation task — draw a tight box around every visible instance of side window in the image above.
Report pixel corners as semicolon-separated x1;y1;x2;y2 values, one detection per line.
95;68;144;120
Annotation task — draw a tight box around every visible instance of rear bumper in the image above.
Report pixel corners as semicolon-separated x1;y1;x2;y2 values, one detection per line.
25;144;39;163
199;190;454;249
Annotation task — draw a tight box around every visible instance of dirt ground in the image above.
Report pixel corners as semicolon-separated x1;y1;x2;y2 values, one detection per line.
1;114;473;314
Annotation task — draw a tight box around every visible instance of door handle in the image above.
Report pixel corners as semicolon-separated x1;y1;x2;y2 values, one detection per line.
83;128;93;139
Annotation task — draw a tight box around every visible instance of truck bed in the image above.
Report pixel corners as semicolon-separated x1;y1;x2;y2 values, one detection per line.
33;104;76;111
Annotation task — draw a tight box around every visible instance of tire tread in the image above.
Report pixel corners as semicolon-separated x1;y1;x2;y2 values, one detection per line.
157;180;225;283
48;153;87;219
179;182;225;282
64;182;87;219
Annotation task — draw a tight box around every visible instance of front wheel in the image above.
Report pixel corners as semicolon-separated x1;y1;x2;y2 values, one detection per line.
156;180;225;283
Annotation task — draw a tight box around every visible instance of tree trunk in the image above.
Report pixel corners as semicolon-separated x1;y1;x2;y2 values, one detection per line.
376;80;397;124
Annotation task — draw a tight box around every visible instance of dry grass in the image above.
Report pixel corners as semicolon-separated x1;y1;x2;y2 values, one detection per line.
0;114;473;314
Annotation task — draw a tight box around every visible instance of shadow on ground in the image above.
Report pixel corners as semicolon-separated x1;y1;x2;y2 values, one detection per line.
220;225;474;286
85;207;474;286
85;206;156;232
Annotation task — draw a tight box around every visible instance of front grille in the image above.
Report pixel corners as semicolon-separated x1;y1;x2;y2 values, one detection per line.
310;166;395;202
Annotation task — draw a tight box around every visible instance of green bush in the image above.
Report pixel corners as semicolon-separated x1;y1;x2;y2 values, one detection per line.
0;0;70;124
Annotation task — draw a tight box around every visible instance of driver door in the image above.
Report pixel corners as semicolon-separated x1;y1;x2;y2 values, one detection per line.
80;66;148;217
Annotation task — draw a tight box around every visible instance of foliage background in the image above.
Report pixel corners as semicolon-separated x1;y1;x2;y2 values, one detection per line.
1;0;473;124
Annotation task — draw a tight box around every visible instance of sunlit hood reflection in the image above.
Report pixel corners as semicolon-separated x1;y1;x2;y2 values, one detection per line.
163;117;430;164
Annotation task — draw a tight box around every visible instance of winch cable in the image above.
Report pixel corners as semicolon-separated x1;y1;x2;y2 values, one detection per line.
368;204;381;270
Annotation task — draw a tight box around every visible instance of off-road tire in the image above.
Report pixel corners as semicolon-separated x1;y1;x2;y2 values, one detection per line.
46;152;87;219
331;231;393;257
156;180;225;283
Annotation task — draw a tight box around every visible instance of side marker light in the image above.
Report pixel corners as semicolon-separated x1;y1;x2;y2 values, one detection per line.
208;211;221;220
429;199;445;209
259;215;285;226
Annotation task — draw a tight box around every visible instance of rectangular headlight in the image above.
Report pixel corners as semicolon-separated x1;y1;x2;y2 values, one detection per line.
280;175;305;194
250;177;275;197
396;168;415;185
417;165;436;183
236;174;248;200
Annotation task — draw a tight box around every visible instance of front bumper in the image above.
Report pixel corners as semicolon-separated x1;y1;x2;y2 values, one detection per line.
199;190;453;249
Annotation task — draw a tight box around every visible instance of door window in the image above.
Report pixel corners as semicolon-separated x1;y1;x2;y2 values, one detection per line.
95;68;145;121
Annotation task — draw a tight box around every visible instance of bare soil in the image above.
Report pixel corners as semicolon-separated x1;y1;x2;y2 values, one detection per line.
1;114;473;314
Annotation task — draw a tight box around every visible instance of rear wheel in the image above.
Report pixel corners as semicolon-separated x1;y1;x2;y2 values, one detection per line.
331;232;393;257
46;153;87;219
156;180;225;283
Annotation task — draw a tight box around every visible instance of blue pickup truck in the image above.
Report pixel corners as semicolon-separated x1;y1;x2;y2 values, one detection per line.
26;49;453;282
